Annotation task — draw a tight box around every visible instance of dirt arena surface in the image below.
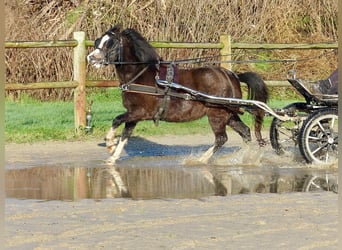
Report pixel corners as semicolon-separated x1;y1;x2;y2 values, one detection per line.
5;192;338;249
5;134;338;249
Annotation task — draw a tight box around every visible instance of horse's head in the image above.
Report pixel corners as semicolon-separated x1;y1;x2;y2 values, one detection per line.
87;25;122;68
88;25;160;69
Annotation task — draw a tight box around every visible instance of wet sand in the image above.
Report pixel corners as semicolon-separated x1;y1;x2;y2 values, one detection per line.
5;134;338;249
5;193;338;249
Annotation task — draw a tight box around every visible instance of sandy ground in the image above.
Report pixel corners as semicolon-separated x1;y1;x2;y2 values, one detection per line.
5;193;338;249
5;134;338;249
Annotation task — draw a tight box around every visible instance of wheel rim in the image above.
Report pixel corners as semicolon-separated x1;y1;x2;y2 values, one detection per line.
304;114;338;163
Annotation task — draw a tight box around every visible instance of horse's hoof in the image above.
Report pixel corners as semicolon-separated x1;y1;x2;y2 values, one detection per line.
243;137;252;144
107;145;116;154
105;158;116;166
104;137;119;147
258;139;267;147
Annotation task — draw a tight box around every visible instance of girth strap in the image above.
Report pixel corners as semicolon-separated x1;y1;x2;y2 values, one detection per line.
153;88;171;126
153;64;174;125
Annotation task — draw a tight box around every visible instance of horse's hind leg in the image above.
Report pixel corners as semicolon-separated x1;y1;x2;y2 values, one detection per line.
252;108;267;146
227;113;251;143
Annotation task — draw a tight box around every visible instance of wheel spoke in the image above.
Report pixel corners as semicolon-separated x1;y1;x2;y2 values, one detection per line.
278;127;292;137
317;120;324;130
316;121;329;137
311;182;321;189
311;142;328;155
324;152;329;163
299;109;338;164
330;116;336;129
308;135;320;141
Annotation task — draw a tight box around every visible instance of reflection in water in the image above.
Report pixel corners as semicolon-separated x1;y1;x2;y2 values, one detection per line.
5;162;338;201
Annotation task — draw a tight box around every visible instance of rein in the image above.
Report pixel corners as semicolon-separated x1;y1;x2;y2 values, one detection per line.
103;46;335;66
120;65;150;86
100;30;336;67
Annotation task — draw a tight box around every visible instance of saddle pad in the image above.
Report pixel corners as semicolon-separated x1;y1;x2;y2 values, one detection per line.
158;64;179;83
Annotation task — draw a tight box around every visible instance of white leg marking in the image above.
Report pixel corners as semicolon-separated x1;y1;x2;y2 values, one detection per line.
106;138;128;165
200;169;215;186
105;127;116;142
198;145;215;164
107;167;128;196
105;128;118;154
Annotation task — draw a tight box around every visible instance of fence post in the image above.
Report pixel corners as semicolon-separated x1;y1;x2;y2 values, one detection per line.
73;31;86;133
219;34;232;70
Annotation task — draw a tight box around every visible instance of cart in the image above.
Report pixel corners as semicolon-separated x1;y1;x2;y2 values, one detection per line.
156;69;338;164
269;70;338;164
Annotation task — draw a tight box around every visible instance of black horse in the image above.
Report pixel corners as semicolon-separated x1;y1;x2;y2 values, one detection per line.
87;25;269;164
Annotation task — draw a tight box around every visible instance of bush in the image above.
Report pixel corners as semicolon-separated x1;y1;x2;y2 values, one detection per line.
5;0;337;100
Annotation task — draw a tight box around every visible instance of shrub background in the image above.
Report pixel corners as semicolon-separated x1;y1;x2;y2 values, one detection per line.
5;0;338;100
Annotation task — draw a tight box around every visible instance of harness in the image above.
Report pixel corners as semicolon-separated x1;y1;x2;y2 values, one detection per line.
153;64;174;125
101;33;229;125
101;35;178;125
120;63;193;125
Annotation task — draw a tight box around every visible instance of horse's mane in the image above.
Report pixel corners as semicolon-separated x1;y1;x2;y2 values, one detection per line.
122;28;161;64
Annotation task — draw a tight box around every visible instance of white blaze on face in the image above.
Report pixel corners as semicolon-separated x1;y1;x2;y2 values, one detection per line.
98;34;111;49
87;34;111;68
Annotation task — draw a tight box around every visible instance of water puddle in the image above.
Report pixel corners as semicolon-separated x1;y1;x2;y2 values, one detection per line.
5;136;338;201
5;156;338;201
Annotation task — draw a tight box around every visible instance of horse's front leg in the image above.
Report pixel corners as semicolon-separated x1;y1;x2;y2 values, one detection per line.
199;111;229;164
106;120;137;165
105;114;126;154
198;134;227;164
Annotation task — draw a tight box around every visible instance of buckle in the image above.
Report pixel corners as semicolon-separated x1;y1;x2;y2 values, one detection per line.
120;84;129;91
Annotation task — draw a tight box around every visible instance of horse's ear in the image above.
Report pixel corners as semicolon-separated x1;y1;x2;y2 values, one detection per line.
109;24;122;35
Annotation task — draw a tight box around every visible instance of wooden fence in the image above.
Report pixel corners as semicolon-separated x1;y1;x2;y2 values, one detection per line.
5;31;338;131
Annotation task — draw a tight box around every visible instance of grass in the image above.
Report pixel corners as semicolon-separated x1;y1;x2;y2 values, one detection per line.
5;88;302;143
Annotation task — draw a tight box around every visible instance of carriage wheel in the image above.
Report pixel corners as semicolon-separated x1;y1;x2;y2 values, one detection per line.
269;103;308;156
302;175;329;192
298;108;338;164
302;174;338;193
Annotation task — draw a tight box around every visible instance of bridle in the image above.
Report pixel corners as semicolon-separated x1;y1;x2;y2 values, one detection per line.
101;33;161;66
102;34;124;66
98;33;152;85
94;32;177;91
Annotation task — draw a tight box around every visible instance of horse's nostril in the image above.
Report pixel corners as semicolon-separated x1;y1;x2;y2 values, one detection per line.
87;54;95;63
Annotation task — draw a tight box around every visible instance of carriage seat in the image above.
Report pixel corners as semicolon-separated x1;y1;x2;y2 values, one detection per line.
317;79;338;95
318;69;338;95
305;69;338;96
304;80;337;96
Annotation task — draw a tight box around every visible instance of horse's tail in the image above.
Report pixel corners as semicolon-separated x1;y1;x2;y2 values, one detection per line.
237;72;268;146
237;72;269;103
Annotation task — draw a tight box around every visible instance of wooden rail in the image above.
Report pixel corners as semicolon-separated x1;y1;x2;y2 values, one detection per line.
5;32;338;131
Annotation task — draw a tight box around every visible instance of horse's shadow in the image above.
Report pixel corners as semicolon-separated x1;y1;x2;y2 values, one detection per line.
98;136;240;159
